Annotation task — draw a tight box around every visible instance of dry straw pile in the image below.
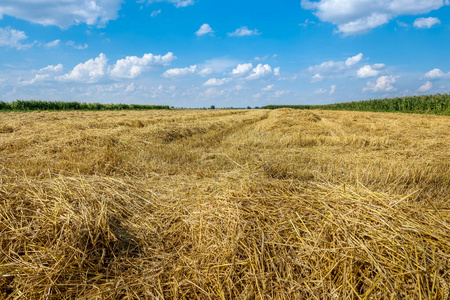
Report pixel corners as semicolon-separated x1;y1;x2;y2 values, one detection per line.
1;109;449;299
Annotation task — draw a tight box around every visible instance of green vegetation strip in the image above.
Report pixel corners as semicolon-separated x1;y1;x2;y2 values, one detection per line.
264;94;450;115
0;100;169;111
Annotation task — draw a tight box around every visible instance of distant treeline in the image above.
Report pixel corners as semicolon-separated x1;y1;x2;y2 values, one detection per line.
0;100;170;111
264;94;450;115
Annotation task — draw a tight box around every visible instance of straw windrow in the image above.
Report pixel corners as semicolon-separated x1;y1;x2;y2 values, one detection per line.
1;109;449;298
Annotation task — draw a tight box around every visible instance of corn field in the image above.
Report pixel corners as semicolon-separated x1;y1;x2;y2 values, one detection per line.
0;100;169;111
265;93;450;115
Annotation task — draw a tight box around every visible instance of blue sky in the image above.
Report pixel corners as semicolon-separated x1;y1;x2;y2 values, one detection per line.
0;0;449;108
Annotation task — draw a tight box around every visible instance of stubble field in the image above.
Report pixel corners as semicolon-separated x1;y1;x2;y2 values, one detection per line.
0;108;449;299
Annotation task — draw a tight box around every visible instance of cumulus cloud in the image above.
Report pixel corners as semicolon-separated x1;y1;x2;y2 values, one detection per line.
308;53;363;76
66;41;88;50
203;78;232;87
199;58;239;74
162;65;197;78
0;27;31;49
417;81;432;92
125;83;136;93
232;63;253;76
21;64;63;85
425;68;449;79
195;24;214;36
262;84;274;91
44;39;60;48
274;67;281;76
414;17;441;28
0;0;123;28
56;52;175;83
255;55;269;61
274;90;289;97
345;53;363;66
372;63;386;69
42;64;64;73
22;64;64;85
110;52;176;79
313;84;337;95
357;65;380;78
301;0;446;35
246;64;272;80
198;68;213;77
161;64;218;78
59;53;108;83
363;75;397;92
311;73;324;82
228;26;260;37
201;87;225;98
329;84;336;95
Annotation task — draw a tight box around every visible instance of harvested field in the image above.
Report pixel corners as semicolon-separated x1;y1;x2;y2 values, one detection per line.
0;109;449;299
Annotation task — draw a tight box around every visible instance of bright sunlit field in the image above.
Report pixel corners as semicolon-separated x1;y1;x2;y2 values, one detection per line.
1;109;449;299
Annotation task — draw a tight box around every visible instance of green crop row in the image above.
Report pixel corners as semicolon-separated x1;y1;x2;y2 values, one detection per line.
264;94;450;115
0;100;170;111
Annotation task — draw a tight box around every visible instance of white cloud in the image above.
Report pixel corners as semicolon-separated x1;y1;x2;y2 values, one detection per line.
110;52;176;79
314;88;327;94
147;0;194;8
41;64;63;73
0;27;30;49
397;20;409;28
75;43;88;50
357;65;380;78
363;75;397;92
125;83;136;92
308;53;363;75
274;67;281;76
232;63;253;76
299;19;317;27
414;17;441;28
198;68;213;76
262;84;274;91
417;81;432;92
425;68;449;79
151;9;161;17
22;64;64;85
45;39;60;48
200;58;239;74
329;84;336;95
52;51;175;84
195;24;213;36
163;65;197;78
0;0;123;28
246;64;272;80
228;26;260;37
314;85;336;95
345;53;363;66
202;87;225;98
255;55;269;61
301;0;445;35
274;90;289;97
203;78;232;87
311;73;324;82
59;53;108;83
66;41;88;50
372;63;386;70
